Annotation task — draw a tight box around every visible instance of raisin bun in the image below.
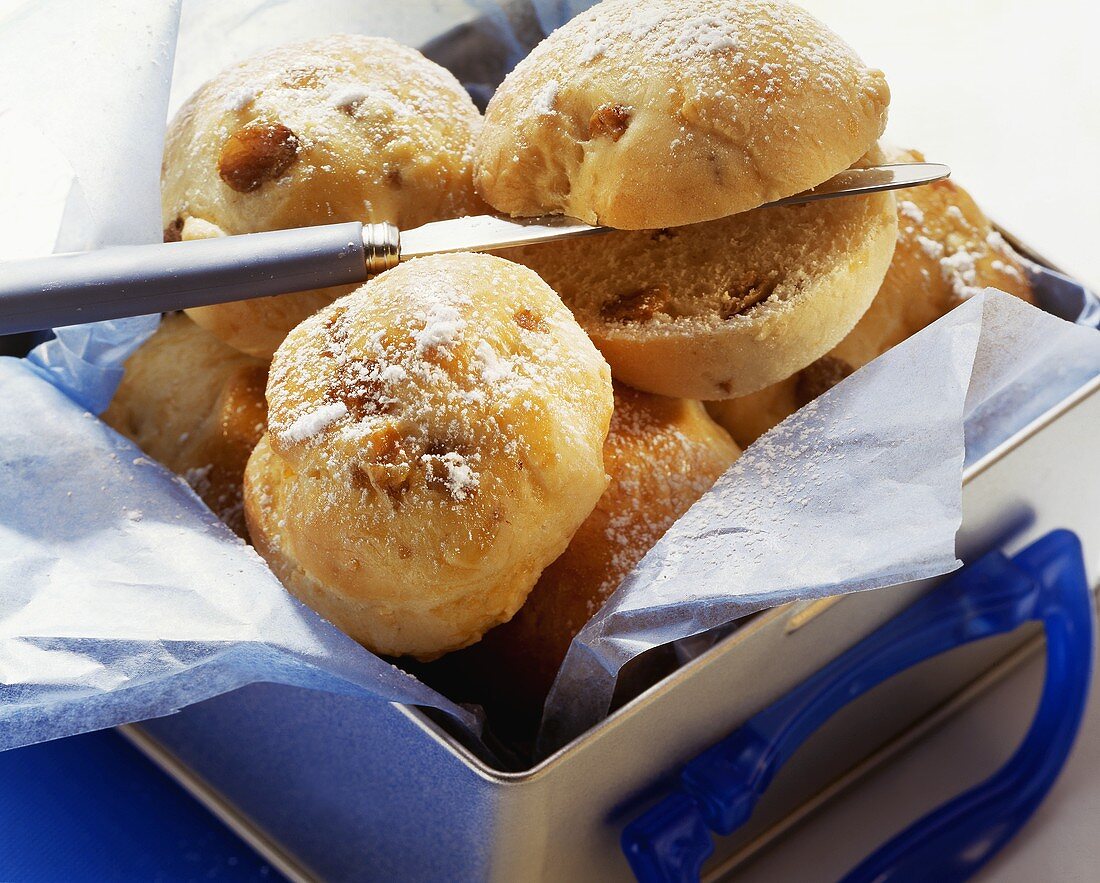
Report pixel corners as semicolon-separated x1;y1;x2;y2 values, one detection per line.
502;154;897;400
475;0;889;229
244;253;614;660
102;313;268;537
708;147;1036;446
428;385;740;730
163;35;486;359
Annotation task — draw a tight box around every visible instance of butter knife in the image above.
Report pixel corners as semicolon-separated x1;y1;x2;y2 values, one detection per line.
0;162;948;334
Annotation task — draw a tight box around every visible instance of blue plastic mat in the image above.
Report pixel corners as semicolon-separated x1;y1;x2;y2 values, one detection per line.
0;729;282;881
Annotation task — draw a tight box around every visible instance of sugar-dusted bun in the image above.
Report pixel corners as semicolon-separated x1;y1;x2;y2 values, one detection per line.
475;0;889;229
163;35;486;358
102;313;268;537
708;146;1035;446
503;182;897;400
244;253;613;660
428;385;739;730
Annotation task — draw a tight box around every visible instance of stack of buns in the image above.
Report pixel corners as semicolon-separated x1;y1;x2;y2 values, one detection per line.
103;0;1035;736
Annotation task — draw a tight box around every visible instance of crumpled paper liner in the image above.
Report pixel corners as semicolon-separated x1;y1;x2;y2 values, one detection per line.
538;291;1100;752
0;356;480;751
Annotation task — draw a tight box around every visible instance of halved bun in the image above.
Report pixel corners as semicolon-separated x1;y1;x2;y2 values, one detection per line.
475;0;889;228
504;184;897;399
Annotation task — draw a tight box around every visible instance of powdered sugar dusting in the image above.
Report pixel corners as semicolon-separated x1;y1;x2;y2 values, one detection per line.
610;7;741;62
672;14;741;54
278;402;348;444
264;255;610;510
579;41;607;64
892;164;1030;303
328;86;370;110
509;0;878;127
422;450;479;501
939;248;981;300
224;86;257;112
475;340;512;383
898;200;924;226
991;259;1022;280
917;235;945;260
416;302;467;355
532;79;559;116
379;364;407;383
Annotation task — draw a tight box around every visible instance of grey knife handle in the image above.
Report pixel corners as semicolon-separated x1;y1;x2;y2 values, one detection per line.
0;221;400;335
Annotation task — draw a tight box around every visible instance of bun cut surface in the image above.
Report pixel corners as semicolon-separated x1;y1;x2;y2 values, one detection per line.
506;181;897;399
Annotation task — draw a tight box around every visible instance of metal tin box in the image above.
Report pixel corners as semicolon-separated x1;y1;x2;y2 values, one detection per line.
125;254;1100;882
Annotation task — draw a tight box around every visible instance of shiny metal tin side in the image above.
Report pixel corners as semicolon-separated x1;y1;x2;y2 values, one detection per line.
130;373;1100;882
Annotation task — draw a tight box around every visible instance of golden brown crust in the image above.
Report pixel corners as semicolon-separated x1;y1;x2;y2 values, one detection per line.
243;254;614;660
101;313;268;537
429;385;739;729
708;146;1035;446
475;0;889;228
162;35;487;358
503;182;897;399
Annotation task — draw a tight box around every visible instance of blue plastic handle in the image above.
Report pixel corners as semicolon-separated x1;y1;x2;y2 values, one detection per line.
622;529;1094;883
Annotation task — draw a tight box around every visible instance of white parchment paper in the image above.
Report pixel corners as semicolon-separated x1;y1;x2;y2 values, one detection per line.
538;291;1100;751
0;355;480;751
0;0;1097;759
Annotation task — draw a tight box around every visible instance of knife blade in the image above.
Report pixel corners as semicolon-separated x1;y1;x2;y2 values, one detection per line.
397;162;951;259
766;162;950;207
400;214;606;260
